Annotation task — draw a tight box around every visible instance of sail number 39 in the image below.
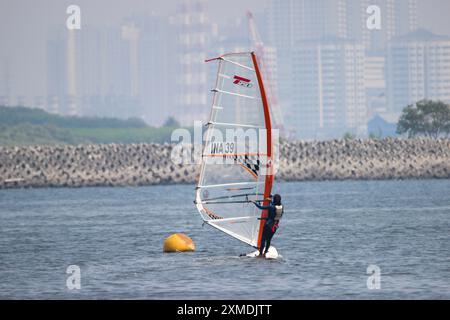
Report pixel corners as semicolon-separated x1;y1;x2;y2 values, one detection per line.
210;142;235;155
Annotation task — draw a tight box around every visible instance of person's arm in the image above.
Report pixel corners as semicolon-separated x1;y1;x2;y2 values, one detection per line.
251;201;271;210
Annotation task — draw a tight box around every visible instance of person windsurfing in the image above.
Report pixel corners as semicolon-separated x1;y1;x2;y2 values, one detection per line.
251;194;284;258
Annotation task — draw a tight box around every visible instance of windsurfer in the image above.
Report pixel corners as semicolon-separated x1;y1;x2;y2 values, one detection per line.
251;194;284;257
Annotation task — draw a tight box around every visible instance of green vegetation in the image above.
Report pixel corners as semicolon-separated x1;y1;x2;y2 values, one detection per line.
397;100;450;138
71;127;177;144
343;132;356;140
0;106;184;146
0;106;147;129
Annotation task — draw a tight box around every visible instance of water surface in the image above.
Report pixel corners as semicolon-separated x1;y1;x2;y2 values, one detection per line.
0;180;449;299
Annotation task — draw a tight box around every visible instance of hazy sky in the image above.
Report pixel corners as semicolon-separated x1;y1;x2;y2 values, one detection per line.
0;0;449;102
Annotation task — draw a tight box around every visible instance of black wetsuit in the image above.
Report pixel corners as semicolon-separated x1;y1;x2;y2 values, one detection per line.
254;202;283;255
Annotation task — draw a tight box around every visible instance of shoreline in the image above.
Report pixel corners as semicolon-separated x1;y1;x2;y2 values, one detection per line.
1;138;449;189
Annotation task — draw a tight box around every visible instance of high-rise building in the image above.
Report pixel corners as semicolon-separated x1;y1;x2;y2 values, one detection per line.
171;0;213;126
267;0;349;137
45;29;80;115
267;0;348;48
266;0;419;138
121;23;140;99
136;15;177;126
394;0;418;37
46;13;176;124
291;38;366;139
75;24;143;120
387;29;450;113
346;0;418;53
66;29;78;115
47;27;129;117
364;55;387;116
115;15;177;125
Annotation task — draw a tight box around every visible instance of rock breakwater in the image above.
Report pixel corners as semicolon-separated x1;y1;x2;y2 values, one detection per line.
0;138;448;189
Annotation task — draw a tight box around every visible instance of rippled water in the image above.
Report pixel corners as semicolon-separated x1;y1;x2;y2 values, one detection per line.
0;180;449;299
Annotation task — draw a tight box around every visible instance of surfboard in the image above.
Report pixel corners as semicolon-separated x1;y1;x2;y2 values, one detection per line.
194;52;279;259
243;246;279;260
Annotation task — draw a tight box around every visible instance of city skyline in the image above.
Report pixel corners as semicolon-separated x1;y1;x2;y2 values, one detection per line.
1;0;450;139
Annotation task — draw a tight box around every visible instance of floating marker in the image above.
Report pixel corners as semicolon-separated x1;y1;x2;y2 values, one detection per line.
163;233;196;253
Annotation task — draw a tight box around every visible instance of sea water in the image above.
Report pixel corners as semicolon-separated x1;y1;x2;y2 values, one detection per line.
0;180;449;299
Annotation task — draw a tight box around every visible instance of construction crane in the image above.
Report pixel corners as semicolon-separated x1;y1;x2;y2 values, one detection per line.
247;11;286;138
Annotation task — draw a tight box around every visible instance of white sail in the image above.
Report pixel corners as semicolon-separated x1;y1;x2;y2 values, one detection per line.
195;52;274;248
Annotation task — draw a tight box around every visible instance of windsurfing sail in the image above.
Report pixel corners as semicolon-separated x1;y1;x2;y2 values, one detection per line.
195;52;274;248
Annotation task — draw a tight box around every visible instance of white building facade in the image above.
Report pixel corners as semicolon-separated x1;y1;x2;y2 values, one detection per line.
291;39;366;139
387;30;450;113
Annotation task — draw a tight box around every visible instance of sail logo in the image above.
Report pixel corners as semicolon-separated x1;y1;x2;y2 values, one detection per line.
233;75;253;88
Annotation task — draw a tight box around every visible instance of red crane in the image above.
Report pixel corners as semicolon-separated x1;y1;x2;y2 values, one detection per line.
247;11;286;138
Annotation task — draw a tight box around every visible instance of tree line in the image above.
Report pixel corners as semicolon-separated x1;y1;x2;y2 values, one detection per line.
0;106;184;146
397;100;450;138
0;106;148;129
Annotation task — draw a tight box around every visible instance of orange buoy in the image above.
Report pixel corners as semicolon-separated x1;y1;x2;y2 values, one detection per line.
163;233;196;252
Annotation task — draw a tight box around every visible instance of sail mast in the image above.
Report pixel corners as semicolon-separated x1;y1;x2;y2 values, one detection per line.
251;52;274;249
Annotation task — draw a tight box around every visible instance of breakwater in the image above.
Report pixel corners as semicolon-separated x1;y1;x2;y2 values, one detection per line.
1;138;449;188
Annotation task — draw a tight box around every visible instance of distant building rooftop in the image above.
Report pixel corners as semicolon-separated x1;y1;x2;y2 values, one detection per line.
391;28;450;43
297;35;359;46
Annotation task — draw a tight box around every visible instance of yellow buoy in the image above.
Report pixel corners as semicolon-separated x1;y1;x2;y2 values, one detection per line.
163;233;196;253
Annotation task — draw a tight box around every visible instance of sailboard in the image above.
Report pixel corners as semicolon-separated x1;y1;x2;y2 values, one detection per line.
195;52;278;259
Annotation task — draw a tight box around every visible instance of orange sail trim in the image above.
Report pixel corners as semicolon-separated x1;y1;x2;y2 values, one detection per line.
202;153;267;157
251;52;274;249
238;163;258;180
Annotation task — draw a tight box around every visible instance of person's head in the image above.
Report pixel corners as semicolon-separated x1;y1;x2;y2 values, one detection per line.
272;194;281;206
